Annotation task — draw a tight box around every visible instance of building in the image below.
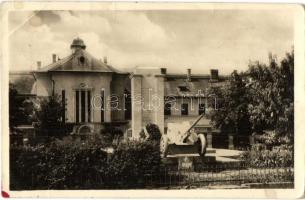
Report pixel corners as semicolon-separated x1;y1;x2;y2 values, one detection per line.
10;38;226;138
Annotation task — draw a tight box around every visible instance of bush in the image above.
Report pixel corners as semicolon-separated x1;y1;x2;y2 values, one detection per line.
107;140;161;187
241;144;293;168
10;139;162;190
254;131;292;148
100;124;124;147
139;123;161;141
35;95;65;138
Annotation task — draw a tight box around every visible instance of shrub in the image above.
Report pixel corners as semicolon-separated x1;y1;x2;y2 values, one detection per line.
107;140;161;187
34;95;65;138
10;138;162;190
241;144;293;168
254;131;292;148
139;123;161;141
100;124;123;147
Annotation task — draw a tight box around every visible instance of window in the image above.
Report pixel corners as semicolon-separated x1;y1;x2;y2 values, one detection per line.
178;86;190;92
75;90;91;123
127;129;132;138
62;90;66;123
81;90;86;122
124;89;131;120
101;90;105;122
87;91;91;122
181;103;188;115
199;103;205;115
164;102;171;115
75;91;79;123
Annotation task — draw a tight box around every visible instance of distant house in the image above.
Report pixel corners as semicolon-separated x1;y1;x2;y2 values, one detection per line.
9;38;227;138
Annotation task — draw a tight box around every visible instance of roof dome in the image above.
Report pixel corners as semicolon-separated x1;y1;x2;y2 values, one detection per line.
70;37;86;49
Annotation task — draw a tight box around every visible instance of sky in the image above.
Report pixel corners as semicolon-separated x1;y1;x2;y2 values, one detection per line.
8;9;294;75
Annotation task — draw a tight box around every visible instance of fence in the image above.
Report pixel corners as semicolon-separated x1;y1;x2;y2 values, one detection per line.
10;162;294;190
143;163;293;189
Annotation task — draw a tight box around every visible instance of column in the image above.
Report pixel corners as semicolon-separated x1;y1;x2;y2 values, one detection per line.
229;135;234;150
154;75;164;134
207;129;213;148
131;74;142;139
78;90;81;123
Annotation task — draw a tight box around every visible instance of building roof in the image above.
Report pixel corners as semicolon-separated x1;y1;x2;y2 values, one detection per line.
164;73;228;97
164;77;212;97
36;38;123;74
37;50;120;73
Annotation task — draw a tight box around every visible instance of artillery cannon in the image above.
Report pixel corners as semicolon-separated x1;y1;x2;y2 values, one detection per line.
160;114;207;158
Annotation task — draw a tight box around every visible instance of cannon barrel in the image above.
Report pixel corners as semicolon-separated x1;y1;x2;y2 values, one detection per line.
183;114;205;140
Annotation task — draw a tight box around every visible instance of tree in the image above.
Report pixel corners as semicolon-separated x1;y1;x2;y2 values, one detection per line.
246;50;294;138
35;94;65;137
9;83;26;129
208;49;294;140
208;71;251;135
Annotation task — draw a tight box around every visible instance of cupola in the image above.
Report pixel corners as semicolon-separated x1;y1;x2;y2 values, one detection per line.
70;37;86;53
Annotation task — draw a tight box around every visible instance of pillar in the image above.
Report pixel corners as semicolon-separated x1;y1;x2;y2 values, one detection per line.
207;128;213;148
154;75;165;134
229;135;234;150
131;74;143;139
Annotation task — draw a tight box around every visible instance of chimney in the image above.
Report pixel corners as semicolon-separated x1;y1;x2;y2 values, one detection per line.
52;54;57;63
210;69;219;80
187;68;191;81
103;56;107;64
37;61;42;69
161;68;167;75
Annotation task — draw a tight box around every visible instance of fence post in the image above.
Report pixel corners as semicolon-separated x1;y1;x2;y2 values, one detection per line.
228;135;234;150
207;131;213;148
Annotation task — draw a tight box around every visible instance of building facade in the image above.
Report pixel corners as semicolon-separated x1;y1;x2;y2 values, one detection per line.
10;38;226;138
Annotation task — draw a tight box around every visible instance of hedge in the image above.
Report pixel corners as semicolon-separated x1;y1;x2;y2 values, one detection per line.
10;139;162;190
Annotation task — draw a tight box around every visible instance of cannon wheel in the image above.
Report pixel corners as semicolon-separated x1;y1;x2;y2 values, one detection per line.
198;134;207;156
160;135;168;158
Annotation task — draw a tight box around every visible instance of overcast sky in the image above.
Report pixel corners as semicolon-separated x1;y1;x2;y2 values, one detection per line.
9;9;294;75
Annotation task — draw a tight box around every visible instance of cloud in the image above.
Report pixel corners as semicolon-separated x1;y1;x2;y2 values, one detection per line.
9;9;294;74
9;22;68;70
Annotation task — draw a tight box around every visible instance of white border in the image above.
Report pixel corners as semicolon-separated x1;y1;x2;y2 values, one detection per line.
1;2;304;198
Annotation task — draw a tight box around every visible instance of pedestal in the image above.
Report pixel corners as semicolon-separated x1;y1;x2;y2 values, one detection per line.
178;156;194;171
207;132;213;148
228;135;234;150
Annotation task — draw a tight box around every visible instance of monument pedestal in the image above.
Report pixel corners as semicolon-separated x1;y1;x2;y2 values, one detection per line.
163;148;217;171
178;156;194;171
